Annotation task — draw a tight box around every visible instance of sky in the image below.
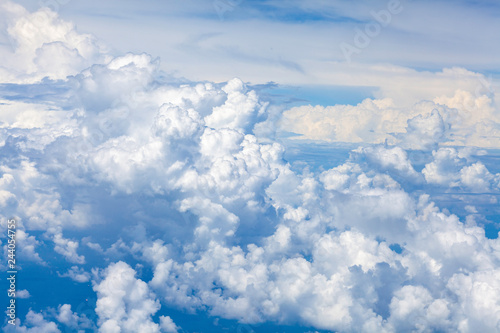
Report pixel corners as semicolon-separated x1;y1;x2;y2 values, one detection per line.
1;0;500;332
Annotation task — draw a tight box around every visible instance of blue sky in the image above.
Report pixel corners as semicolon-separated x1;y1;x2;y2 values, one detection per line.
10;0;500;84
1;0;500;332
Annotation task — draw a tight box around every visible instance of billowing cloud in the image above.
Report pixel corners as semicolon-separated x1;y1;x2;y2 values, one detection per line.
55;304;95;331
280;87;500;148
16;289;30;299
93;261;178;333
1;2;500;333
58;266;91;283
3;310;60;333
0;0;108;83
423;147;500;192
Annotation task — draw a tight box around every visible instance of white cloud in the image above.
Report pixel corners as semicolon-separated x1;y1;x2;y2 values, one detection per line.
58;266;91;283
56;304;94;331
1;3;500;332
16;289;31;299
351;145;422;183
204;78;267;131
93;261;177;333
26;0;500;90
447;269;500;332
459;162;496;192
3;310;60;333
388;285;451;332
398;109;450;150
280;98;400;143
11;229;45;264
422;148;465;186
153;104;202;140
52;233;85;264
56;304;80;328
280;86;500;149
0;1;109;83
422;147;500;192
159;316;179;333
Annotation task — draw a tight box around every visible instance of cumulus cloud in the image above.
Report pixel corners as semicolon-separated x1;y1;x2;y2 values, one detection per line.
280;98;400;143
388;285;451;332
16;289;31;299
350;145;422;183
422;147;500;192
159;316;179;333
280;87;500;149
142;136;499;331
146;179;499;332
53;233;85;264
399;109;450;150
422;148;466;186
10;229;45;264
3;304;94;332
204;78;267;131
3;310;60;333
93;261;178;333
447;269;500;332
58;266;91;283
1;2;500;333
56;304;95;331
0;0;108;83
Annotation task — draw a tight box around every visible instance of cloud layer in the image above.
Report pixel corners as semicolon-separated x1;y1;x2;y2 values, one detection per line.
1;2;500;333
281;86;500;148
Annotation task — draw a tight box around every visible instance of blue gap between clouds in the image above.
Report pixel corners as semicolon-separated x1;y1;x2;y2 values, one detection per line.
252;83;375;108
